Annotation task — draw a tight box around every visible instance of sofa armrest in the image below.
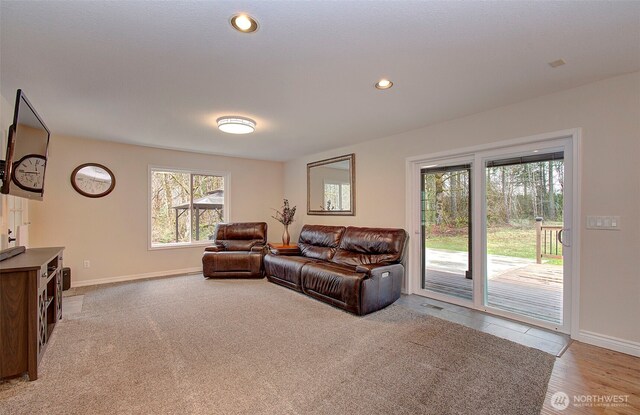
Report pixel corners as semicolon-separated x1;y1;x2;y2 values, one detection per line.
355;263;397;276
251;244;267;254
359;263;405;315
268;246;301;256
204;243;225;252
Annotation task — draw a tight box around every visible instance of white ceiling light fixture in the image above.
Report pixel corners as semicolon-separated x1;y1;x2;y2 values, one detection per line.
375;79;393;90
217;116;257;134
230;13;258;33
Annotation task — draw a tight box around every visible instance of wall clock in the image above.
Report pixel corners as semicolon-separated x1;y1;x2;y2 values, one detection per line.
12;154;47;193
71;163;116;198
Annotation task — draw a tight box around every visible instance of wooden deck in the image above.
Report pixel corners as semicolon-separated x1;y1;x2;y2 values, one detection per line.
424;263;563;324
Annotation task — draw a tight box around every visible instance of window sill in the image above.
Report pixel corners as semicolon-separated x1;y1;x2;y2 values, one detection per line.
148;241;212;251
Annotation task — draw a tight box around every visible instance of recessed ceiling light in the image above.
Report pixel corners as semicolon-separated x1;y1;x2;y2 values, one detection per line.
231;14;258;33
217;116;256;134
375;79;393;90
548;59;566;68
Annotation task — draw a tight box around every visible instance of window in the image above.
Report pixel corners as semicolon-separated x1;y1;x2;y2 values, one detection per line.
323;181;351;211
149;168;228;248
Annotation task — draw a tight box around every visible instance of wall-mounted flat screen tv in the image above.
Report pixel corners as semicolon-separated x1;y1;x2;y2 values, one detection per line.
0;89;51;201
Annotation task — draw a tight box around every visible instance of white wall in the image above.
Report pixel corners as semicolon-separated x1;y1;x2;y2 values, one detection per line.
28;134;284;285
284;72;640;347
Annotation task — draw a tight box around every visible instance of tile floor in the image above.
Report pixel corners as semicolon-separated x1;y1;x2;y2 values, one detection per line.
62;294;84;319
396;294;571;356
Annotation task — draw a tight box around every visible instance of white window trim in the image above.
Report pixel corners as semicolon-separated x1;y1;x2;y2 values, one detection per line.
148;165;230;250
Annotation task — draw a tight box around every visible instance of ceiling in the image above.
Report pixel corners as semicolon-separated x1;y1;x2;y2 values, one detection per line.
1;1;639;161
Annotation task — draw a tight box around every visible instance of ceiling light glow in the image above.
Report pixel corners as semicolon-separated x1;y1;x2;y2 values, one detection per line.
231;14;258;33
217;116;257;134
235;15;251;30
375;79;393;89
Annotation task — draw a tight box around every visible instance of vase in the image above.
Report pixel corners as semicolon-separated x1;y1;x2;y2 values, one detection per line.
282;224;290;246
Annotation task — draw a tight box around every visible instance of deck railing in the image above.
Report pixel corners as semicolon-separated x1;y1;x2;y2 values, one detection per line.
535;219;563;264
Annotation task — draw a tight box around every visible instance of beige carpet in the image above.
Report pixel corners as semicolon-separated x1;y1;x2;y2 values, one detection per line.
0;275;555;414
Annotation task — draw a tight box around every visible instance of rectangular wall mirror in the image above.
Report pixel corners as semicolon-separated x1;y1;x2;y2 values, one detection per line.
307;153;355;216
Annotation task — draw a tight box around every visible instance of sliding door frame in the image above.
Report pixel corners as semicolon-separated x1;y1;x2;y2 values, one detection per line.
405;128;582;337
416;155;475;308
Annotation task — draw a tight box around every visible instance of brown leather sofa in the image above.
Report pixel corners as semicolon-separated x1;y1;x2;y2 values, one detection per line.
202;222;267;278
264;225;408;315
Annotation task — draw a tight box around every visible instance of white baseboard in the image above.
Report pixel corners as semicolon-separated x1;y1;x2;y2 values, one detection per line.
71;267;202;288
576;330;640;357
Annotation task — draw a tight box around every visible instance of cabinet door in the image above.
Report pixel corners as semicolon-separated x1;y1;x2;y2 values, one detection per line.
56;272;63;320
37;290;46;358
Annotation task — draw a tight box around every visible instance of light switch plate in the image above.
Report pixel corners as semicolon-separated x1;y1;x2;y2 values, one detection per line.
586;216;620;230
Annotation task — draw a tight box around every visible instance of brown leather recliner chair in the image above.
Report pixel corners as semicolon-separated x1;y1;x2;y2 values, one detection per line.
202;222;267;278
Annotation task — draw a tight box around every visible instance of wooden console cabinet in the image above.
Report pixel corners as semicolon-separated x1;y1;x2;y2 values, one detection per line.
0;247;64;380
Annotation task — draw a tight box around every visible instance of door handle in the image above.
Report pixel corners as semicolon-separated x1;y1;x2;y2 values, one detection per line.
557;229;570;247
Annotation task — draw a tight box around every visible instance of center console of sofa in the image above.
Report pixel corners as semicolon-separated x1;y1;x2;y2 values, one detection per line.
264;225;407;315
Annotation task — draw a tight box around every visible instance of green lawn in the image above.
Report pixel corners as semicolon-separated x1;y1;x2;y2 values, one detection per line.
425;226;563;265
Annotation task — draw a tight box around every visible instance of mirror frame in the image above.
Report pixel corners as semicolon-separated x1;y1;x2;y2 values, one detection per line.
70;163;116;198
307;153;355;216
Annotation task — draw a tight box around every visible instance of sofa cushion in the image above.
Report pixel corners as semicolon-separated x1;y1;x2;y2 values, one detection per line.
213;222;267;251
264;254;320;290
301;262;366;314
202;251;262;275
298;225;345;261
215;222;267;240
331;227;407;267
220;239;264;251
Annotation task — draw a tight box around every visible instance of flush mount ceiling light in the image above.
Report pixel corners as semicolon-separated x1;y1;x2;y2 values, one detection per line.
230;14;258;33
375;78;393;90
217;116;256;134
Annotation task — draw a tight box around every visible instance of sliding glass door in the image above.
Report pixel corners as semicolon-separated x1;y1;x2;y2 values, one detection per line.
421;164;472;302
415;136;574;333
484;152;565;325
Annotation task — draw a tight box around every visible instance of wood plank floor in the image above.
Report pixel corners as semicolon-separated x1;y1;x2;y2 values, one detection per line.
424;263;563;324
542;341;640;414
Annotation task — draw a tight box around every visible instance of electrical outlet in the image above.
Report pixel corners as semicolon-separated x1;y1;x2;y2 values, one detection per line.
83;260;90;268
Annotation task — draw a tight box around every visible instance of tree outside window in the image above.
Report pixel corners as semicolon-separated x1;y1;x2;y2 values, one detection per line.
150;169;227;246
